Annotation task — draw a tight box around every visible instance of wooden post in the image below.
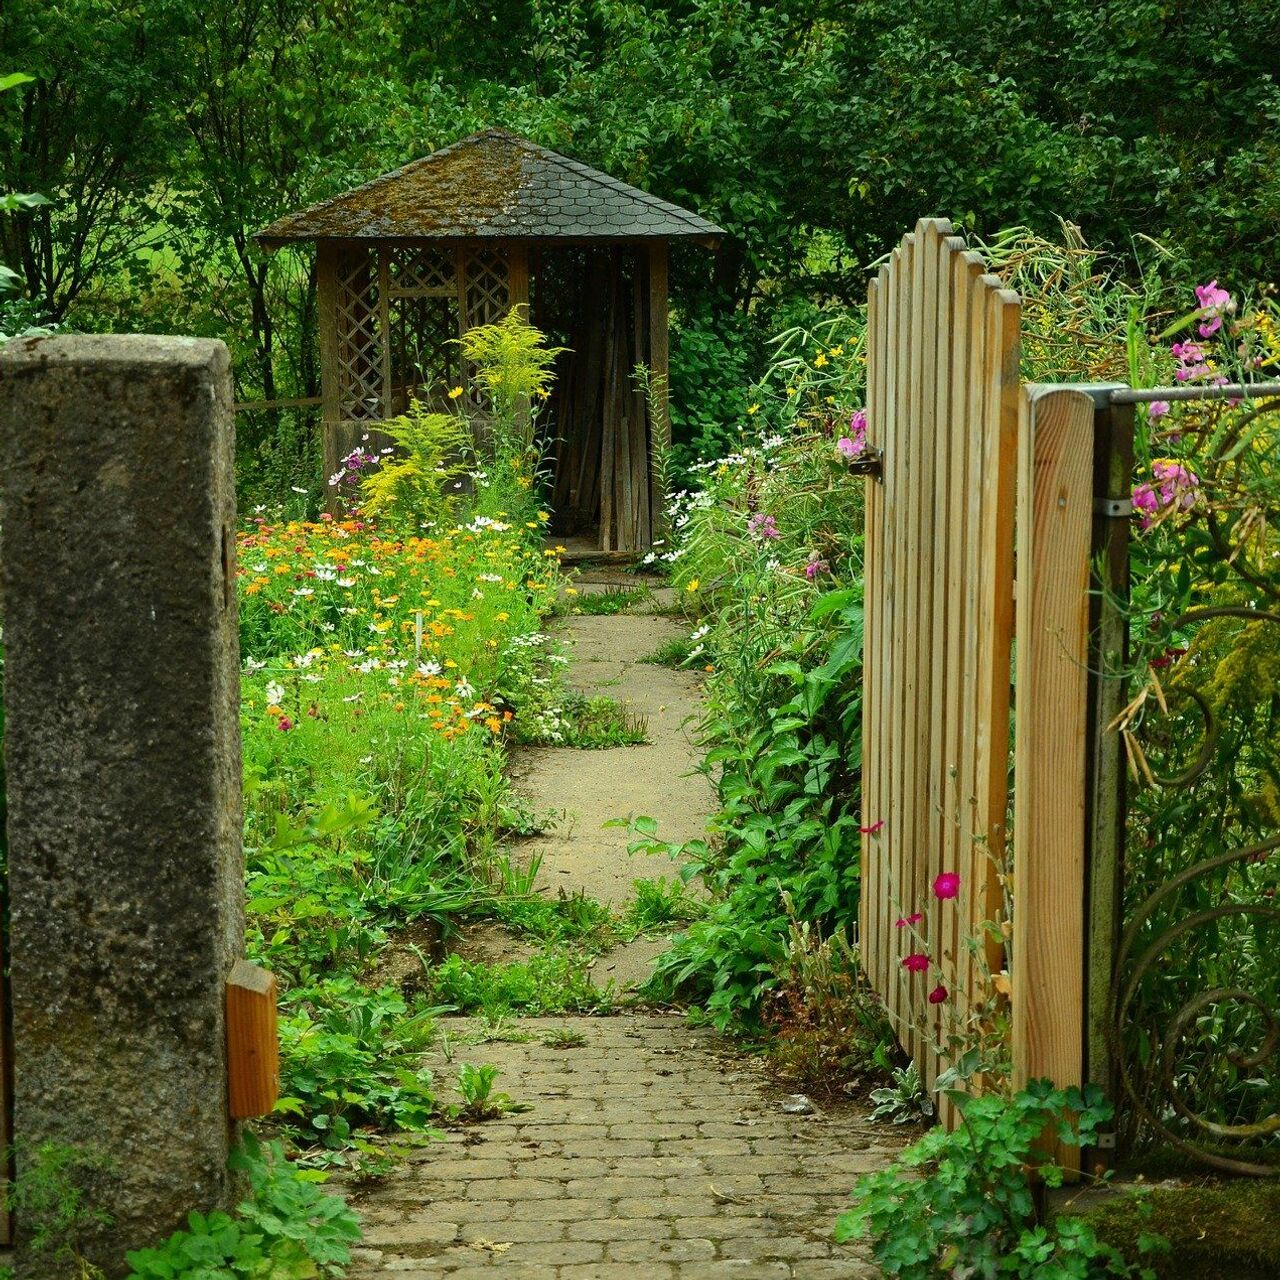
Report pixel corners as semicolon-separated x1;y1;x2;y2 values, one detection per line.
316;241;343;512
1083;392;1134;1163
377;246;393;420
1013;385;1095;1176
226;960;279;1119
647;239;670;543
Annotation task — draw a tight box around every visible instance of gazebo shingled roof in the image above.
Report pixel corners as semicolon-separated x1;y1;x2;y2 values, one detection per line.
256;128;724;246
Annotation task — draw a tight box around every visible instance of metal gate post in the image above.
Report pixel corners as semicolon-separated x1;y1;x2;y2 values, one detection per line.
1083;391;1135;1161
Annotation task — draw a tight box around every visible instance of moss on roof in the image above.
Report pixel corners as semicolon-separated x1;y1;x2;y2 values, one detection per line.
255;129;723;245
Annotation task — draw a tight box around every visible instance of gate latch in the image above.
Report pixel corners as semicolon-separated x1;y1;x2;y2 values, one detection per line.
848;447;883;481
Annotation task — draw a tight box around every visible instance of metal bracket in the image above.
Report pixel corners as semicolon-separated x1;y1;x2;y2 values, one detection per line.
1095;1131;1117;1150
848;447;884;481
1094;497;1132;518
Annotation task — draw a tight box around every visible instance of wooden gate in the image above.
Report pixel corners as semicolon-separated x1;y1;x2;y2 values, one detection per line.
860;218;1020;1106
859;221;1095;1159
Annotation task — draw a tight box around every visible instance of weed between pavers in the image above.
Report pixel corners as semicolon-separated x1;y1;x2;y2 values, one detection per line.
515;690;649;748
555;585;653;616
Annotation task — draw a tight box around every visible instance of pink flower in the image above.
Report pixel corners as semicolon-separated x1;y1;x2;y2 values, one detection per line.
933;872;961;900
837;410;868;461
1147;400;1170;420
747;512;781;540
895;913;924;929
1195;280;1232;336
928;984;949;1004
901;953;930;973
277;716;294;732
860;820;885;835
804;554;828;580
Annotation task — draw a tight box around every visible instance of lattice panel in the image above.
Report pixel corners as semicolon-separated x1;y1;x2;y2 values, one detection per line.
463;248;510;329
389;245;457;297
335;248;385;420
390;293;459;404
462;248;510;411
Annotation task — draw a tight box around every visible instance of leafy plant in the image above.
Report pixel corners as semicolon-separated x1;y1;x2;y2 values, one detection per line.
425;951;614;1018
868;1063;934;1125
516;692;648;749
836;1082;1168;1278
125;1133;360;1279
275;978;440;1148
555;585;652;616
623;877;705;935
358;398;472;526
453;1063;528;1121
2;1140;113;1275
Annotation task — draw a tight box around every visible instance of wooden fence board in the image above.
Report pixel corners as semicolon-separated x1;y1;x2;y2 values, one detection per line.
1012;386;1094;1170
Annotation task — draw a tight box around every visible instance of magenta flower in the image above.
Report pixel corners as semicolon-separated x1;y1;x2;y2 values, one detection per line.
1195;280;1232;336
901;953;930;973
837;409;868;461
804;555;828;580
928;984;949;1005
747;512;781;540
933;871;961;900
836;436;858;459
895;912;924;930
277;716;294;732
1147;400;1170;420
860;819;885;835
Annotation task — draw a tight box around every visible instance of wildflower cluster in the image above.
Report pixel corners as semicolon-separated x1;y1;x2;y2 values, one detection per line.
893;866;960;1006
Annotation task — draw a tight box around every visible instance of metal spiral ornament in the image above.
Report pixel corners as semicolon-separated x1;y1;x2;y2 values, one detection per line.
1111;606;1280;1175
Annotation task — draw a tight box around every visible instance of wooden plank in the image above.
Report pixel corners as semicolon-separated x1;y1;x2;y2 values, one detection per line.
978;286;1022;976
865;275;885;993
924;228;958;1089
377;247;393;418
886;238;913;1040
226;959;280;1120
1013;386;1094;1174
316;242;343;511
647;241;671;543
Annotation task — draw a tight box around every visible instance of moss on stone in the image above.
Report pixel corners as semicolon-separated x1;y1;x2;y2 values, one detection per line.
1054;1178;1280;1279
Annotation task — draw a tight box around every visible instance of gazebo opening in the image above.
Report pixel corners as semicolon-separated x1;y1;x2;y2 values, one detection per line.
255;129;723;554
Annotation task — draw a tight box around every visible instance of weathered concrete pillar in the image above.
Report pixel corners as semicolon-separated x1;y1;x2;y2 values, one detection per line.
0;335;244;1277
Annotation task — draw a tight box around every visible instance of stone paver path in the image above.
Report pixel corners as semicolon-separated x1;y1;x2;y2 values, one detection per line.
339;571;901;1277
343;1016;895;1278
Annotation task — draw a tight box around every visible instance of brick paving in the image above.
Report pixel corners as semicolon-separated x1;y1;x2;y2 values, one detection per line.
337;1015;903;1278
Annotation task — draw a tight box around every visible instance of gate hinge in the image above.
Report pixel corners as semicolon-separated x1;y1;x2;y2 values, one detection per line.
848;447;883;481
1094;497;1133;518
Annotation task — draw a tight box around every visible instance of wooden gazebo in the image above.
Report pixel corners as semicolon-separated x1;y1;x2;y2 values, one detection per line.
255;129;723;552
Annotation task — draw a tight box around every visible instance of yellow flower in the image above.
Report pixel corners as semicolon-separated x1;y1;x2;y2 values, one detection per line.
565;587;579;596
747;403;760;415
814;353;828;368
448;386;464;400
686;579;700;593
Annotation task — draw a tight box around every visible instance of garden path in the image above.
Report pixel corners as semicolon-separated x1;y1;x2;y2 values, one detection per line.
339;577;897;1278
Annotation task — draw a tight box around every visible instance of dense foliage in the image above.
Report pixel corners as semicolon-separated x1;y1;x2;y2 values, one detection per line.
4;1;1280;495
837;1082;1167;1279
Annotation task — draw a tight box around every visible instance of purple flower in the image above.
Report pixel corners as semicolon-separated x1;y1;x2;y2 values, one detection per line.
804;553;828;580
837;409;868;460
1195;280;1233;337
747;512;781;541
1147;400;1170;420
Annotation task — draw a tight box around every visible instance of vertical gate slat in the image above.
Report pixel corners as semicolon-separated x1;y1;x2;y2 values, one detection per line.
886;238;913;1036
861;275;883;970
1013;387;1093;1171
872;263;893;1006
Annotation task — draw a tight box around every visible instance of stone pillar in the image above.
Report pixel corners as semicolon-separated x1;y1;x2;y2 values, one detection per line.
0;335;244;1277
